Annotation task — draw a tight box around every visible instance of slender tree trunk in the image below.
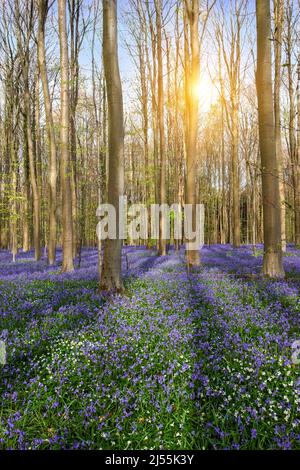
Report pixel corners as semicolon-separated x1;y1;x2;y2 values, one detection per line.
24;65;41;262
256;0;284;277
295;52;300;245
22;114;30;252
274;0;286;250
137;4;150;247
185;0;200;266
38;0;57;264
155;0;167;256
58;0;74;272
217;35;227;244
232;102;240;247
146;1;159;207
217;2;245;247
102;76;109;200
69;0;80;258
286;2;297;244
11;154;18;263
7;82;18;262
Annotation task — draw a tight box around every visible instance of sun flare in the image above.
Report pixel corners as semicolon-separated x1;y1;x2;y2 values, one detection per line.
195;74;219;112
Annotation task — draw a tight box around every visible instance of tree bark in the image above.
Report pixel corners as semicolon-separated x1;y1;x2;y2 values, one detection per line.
24;66;41;262
256;0;284;277
38;0;57;265
185;0;200;266
273;0;286;251
100;0;124;291
155;0;167;256
58;0;74;272
22;113;30;252
295;52;300;245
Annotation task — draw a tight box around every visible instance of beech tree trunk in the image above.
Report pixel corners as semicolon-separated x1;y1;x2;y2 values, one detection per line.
295;52;300;245
24;66;41;262
185;0;200;266
285;1;298;245
38;0;57;265
100;0;124;292
256;0;284;277
22;113;30;252
273;0;286;251
155;0;167;256
58;0;74;272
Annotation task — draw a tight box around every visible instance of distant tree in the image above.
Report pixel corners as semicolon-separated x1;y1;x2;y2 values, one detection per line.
216;0;245;248
16;0;42;261
154;0;167;256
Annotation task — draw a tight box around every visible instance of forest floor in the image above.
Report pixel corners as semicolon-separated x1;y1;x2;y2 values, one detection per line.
0;244;300;449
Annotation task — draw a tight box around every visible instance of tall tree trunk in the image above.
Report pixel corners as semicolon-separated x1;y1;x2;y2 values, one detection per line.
38;0;57;264
69;0;80;258
100;0;124;291
34;72;43;251
16;0;41;262
295;52;300;245
58;0;74;272
256;0;284;277
273;0;286;250
146;1;159;207
136;0;150;247
218;38;227;244
231;101;240;247
286;1;297;244
185;0;200;266
22;113;30;252
24;66;41;262
155;0;167;256
6;76;18;262
11;145;18;263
